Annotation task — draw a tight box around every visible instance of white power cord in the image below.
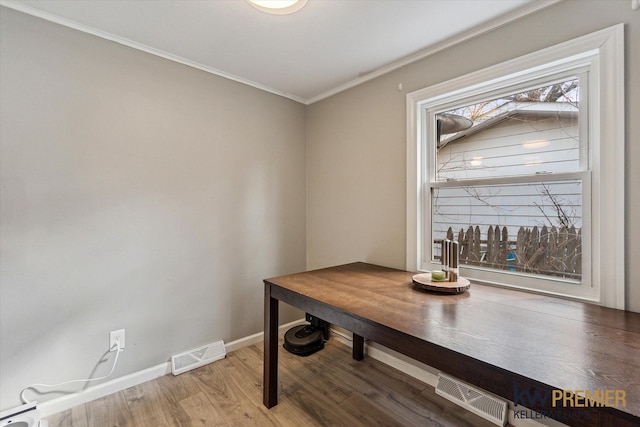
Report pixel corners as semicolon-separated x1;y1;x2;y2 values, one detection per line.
20;339;123;405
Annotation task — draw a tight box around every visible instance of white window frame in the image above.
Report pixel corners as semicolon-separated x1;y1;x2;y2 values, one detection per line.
406;25;624;308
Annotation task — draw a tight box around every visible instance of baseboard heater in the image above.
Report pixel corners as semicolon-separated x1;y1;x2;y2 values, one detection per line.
435;373;508;426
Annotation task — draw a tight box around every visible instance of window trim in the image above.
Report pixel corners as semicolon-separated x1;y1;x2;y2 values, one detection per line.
426;73;590;297
406;24;624;308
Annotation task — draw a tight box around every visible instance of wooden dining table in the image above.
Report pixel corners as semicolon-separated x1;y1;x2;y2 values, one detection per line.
263;262;640;427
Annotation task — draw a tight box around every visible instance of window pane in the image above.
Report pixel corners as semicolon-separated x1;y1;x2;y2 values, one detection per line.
436;79;580;181
432;180;582;281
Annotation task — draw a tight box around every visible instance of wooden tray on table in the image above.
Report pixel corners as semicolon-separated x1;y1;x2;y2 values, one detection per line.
412;272;470;294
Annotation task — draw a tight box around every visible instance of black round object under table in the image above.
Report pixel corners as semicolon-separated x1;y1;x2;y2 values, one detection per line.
283;324;325;356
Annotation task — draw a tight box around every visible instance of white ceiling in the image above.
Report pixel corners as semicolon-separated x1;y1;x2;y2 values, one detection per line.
1;0;558;104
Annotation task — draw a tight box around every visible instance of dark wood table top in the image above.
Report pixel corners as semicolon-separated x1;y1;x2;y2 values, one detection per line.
264;262;640;425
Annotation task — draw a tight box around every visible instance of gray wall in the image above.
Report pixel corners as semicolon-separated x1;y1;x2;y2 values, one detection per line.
2;0;639;413
306;0;640;312
0;8;305;409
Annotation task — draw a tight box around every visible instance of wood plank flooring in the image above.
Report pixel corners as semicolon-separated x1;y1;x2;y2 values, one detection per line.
46;338;501;427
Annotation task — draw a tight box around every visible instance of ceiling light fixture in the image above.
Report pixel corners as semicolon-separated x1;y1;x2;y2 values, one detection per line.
247;0;308;15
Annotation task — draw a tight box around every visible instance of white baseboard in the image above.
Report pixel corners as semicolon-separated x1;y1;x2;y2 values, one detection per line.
329;326;439;386
329;327;564;427
39;318;306;418
39;319;562;427
39;362;171;418
224;318;306;353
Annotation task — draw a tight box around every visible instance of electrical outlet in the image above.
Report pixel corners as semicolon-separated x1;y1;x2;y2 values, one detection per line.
109;329;125;351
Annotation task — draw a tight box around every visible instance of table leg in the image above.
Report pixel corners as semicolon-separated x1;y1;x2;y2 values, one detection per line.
353;333;364;361
263;284;279;408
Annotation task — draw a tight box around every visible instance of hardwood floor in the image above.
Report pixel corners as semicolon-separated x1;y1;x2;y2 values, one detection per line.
46;338;500;426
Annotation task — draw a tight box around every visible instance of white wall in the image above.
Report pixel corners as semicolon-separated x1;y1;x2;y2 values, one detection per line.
306;0;640;312
0;7;305;410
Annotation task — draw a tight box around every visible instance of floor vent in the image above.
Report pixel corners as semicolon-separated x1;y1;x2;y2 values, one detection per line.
171;340;226;375
435;373;507;426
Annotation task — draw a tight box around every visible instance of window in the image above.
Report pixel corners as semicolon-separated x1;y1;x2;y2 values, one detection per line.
432;77;587;286
406;25;624;307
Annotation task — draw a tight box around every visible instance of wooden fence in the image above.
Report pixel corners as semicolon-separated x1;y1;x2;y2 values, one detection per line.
439;225;582;279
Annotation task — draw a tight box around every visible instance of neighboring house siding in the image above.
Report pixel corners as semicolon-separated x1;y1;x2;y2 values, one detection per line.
438;112;579;179
433;112;581;241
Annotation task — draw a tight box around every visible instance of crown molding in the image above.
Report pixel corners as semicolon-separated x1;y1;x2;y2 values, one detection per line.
306;0;563;105
0;0;308;104
1;0;562;106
